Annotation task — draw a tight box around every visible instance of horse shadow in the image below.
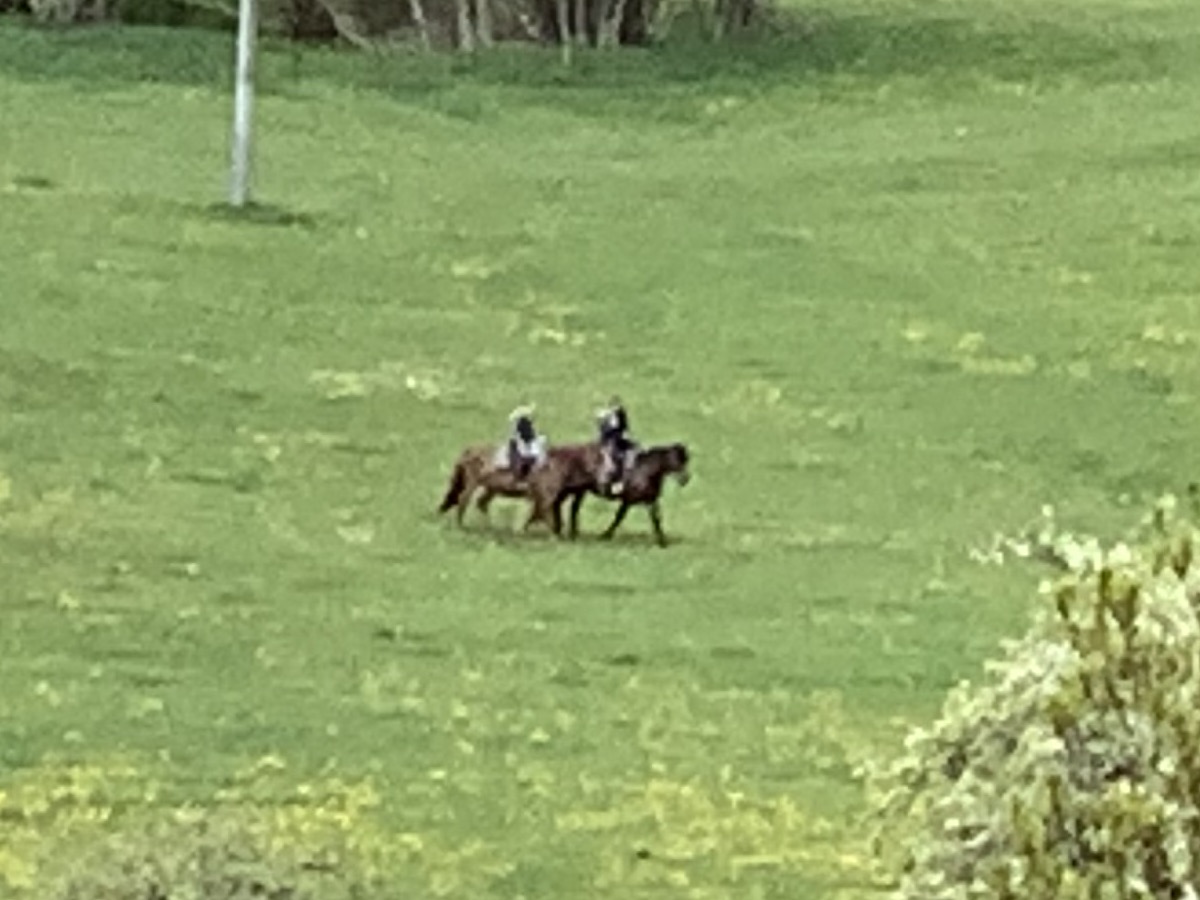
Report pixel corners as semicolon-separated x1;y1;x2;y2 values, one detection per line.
429;509;689;550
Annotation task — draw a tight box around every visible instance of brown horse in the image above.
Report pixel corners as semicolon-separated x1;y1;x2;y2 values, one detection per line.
437;443;544;528
438;440;600;530
529;443;691;547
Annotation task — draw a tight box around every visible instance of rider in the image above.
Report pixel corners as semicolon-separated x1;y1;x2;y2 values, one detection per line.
596;396;639;497
501;404;548;482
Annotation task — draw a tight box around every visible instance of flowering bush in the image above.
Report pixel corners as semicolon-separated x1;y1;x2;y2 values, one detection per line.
45;806;371;900
871;492;1200;899
0;758;389;900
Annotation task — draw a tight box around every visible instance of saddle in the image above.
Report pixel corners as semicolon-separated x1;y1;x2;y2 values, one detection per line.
605;440;638;468
496;438;543;480
602;442;640;488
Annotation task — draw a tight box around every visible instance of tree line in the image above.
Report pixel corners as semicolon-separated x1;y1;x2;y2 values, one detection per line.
3;0;763;51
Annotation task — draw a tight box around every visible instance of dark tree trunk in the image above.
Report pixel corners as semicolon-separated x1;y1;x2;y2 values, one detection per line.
534;0;649;45
283;0;339;41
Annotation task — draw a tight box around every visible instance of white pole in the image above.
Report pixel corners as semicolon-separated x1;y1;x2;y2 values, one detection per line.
230;0;257;207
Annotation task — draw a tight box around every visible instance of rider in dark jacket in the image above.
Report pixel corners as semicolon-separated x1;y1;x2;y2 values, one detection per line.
596;397;638;496
503;405;547;481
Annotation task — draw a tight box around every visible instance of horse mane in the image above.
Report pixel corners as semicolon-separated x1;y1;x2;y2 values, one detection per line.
637;442;688;459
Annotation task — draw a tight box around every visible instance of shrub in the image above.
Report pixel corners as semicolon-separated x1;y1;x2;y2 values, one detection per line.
43;805;376;900
113;0;233;29
870;493;1200;900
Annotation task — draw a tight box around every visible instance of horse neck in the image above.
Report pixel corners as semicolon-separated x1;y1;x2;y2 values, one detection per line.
640;446;678;475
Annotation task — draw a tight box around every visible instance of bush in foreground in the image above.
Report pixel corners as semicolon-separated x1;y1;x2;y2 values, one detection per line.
870;494;1200;899
45;806;374;900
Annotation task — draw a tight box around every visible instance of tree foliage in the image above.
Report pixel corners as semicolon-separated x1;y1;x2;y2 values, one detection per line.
871;492;1200;899
6;0;757;48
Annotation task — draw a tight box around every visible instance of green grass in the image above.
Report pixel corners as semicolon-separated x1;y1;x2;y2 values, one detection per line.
2;0;1200;895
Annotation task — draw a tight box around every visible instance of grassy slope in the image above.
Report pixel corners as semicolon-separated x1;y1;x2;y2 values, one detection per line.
2;1;1200;895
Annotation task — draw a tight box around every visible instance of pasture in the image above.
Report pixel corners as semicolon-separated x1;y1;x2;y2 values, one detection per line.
2;0;1200;894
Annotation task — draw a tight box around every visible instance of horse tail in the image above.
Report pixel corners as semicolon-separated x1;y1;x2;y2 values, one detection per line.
439;460;467;513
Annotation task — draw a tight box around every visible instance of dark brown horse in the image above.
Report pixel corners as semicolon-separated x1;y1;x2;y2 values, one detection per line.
529;443;691;547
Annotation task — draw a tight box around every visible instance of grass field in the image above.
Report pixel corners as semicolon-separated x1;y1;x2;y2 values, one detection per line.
3;1;1200;895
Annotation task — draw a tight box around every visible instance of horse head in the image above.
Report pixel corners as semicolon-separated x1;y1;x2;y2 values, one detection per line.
666;443;691;486
636;443;689;487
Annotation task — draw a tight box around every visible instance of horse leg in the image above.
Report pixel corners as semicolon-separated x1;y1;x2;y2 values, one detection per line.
522;488;547;532
568;492;586;540
476;488;494;519
456;479;477;526
550;495;566;537
522;478;550;533
522;503;541;532
648;500;668;548
600;501;630;541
